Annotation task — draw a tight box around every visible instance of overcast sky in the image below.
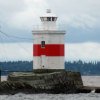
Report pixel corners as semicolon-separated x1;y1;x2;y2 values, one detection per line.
0;0;100;43
0;0;100;61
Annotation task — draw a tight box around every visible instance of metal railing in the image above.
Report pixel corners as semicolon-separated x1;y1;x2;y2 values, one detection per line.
32;25;66;30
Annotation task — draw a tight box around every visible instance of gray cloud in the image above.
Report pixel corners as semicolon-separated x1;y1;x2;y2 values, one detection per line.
0;0;26;23
47;0;100;29
0;0;100;43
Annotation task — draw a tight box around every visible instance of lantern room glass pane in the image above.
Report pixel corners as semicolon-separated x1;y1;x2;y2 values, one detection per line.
44;17;47;21
47;17;51;21
52;17;55;21
55;17;57;21
40;17;44;21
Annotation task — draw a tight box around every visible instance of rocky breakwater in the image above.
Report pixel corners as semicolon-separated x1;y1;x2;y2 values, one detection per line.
0;69;83;94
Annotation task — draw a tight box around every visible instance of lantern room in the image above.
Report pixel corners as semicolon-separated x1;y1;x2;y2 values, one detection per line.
40;9;57;30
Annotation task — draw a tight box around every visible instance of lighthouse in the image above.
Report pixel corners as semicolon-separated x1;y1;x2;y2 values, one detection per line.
7;10;83;93
32;9;66;69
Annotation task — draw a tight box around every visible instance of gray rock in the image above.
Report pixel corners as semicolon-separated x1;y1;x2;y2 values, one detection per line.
8;69;83;93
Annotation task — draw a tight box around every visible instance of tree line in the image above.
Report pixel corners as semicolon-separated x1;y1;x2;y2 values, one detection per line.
0;60;100;75
65;60;100;75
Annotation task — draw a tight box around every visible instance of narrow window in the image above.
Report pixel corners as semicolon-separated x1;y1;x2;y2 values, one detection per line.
41;41;45;48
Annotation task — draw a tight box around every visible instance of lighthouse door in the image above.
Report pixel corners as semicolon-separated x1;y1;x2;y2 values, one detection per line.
41;55;46;69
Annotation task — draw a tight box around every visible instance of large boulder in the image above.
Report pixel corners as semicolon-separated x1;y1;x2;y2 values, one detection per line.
6;69;83;93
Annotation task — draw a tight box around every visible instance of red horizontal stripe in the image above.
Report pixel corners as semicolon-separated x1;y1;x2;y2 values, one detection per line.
33;44;64;56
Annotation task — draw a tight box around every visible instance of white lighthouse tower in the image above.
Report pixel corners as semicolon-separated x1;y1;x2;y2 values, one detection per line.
32;9;66;69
